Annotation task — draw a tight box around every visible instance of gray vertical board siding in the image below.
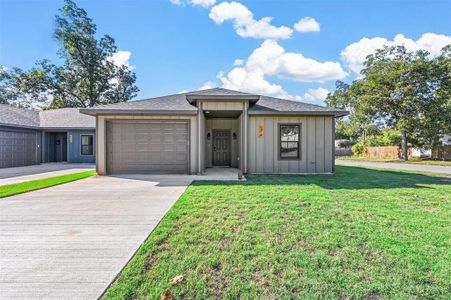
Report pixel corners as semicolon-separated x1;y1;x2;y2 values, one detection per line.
247;115;335;173
67;129;96;163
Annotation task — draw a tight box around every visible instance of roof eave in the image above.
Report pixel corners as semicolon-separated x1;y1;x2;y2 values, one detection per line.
80;109;198;116
248;110;349;118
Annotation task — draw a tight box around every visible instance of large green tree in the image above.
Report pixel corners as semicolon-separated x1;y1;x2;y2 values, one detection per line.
327;45;450;160
0;0;138;108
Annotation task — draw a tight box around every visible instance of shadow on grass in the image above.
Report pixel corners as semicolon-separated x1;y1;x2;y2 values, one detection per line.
192;166;450;190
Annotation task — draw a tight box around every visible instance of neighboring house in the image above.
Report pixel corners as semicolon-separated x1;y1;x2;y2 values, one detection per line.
81;88;348;175
0;104;96;168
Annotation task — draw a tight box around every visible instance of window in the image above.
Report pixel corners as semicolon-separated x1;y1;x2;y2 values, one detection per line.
81;135;93;155
279;124;300;159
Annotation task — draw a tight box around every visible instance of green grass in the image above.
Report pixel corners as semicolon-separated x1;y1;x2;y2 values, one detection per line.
337;156;451;166
103;166;450;299
0;170;96;198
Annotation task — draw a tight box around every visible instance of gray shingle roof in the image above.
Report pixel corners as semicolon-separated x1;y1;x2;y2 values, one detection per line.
81;93;197;115
187;88;254;96
249;95;348;116
39;108;95;128
0;104;39;128
0;105;95;129
80;88;348;117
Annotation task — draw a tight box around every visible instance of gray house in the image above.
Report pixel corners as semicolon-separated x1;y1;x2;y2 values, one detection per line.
81;88;347;175
0;104;96;168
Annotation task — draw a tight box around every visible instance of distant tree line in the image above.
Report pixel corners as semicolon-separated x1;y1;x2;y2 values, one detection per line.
326;45;451;159
0;0;139;109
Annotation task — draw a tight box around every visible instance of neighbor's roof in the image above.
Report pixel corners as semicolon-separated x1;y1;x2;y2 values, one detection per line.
0;104;40;128
80;88;348;117
0;104;95;129
39;108;95;129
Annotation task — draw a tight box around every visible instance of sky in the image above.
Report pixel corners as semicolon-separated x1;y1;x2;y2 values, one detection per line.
1;0;450;105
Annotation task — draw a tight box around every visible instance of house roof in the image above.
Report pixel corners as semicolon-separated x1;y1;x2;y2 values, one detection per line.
0;104;95;129
186;88;260;104
80;93;198;116
81;88;348;117
248;95;348;117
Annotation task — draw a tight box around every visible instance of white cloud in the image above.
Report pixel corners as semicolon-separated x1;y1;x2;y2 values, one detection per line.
233;59;244;66
341;33;451;74
245;40;347;83
170;0;216;7
190;0;216;8
209;2;292;39
294;17;320;33
199;81;216;90
108;51;134;70
218;40;345;100
302;88;329;104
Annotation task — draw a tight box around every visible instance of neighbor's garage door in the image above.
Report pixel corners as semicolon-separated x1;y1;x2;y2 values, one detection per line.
0;128;40;168
106;120;189;174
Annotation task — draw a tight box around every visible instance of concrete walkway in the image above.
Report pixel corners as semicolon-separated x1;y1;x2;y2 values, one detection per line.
0;163;95;186
336;159;451;174
0;175;192;299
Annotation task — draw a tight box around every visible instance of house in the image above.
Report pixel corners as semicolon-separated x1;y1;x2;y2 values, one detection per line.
0;104;96;168
81;88;348;175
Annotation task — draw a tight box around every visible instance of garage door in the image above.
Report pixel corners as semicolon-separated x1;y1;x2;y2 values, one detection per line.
0;128;40;168
106;120;189;174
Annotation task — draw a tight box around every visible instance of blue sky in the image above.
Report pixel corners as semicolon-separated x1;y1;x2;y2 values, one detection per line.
1;0;450;104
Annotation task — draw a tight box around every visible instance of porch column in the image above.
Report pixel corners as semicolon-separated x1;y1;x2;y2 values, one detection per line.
197;101;202;174
243;102;248;173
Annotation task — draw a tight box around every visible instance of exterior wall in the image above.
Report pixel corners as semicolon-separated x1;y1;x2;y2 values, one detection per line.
67;129;96;163
96;115;197;175
202;101;244;111
247;115;334;173
205;119;240;168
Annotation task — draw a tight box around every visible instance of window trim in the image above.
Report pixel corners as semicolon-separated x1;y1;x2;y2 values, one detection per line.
80;134;94;156
278;123;301;160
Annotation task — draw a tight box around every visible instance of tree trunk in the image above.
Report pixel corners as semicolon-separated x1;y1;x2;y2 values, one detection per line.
400;129;408;160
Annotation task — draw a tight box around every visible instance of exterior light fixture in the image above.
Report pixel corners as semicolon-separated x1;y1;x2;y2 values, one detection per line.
207;132;211;140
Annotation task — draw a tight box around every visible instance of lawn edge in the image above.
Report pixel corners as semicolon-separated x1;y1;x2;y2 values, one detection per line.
0;170;96;198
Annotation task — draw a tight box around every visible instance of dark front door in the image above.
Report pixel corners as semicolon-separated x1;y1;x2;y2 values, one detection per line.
212;130;231;166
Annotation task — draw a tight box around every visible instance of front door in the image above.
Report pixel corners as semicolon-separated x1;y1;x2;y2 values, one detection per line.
212;130;231;166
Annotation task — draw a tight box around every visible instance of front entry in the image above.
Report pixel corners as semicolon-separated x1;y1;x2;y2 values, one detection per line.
212;130;231;166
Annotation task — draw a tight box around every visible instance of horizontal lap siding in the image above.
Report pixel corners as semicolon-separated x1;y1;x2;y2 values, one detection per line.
248;116;334;173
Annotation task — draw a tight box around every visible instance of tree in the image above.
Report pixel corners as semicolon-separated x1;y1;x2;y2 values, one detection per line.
0;0;138;108
327;45;450;160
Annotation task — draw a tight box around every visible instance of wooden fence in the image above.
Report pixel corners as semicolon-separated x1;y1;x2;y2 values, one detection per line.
431;146;451;161
362;146;403;160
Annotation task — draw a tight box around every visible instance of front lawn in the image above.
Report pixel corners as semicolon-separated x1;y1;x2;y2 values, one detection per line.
104;166;450;299
337;156;451;166
0;170;96;198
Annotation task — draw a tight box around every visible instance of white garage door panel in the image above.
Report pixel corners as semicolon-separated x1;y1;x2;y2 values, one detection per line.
106;120;189;174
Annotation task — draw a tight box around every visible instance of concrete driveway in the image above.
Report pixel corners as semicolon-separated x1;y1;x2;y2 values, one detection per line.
336;159;451;174
0;174;193;299
0;163;95;186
